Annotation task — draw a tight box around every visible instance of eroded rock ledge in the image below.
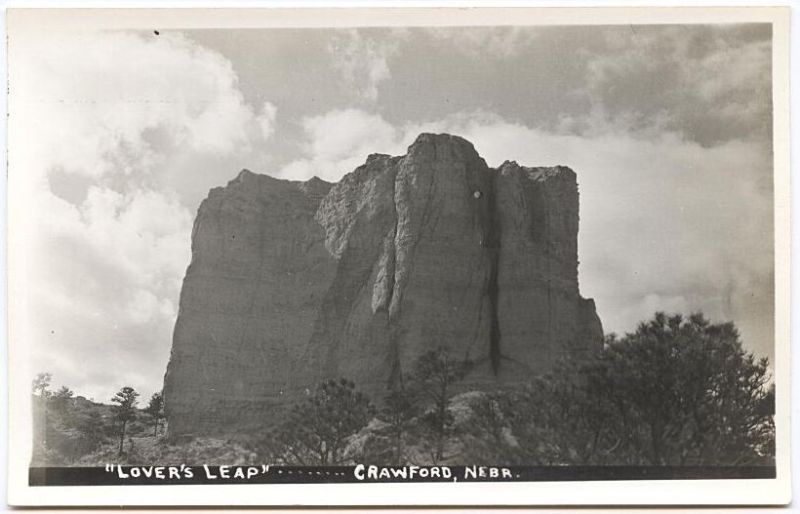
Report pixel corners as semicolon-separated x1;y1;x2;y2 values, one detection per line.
163;133;603;436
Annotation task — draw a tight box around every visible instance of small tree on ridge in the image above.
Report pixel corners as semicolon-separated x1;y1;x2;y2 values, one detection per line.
111;386;139;456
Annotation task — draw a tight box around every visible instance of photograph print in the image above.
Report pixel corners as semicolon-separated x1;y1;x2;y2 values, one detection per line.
6;6;791;507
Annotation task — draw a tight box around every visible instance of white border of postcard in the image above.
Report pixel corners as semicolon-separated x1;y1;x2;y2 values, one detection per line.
5;5;792;507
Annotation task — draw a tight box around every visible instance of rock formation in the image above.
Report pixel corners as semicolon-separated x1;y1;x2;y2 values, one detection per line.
163;133;603;436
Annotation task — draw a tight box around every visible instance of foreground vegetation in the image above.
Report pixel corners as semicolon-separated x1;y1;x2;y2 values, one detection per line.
30;378;166;465
32;312;775;467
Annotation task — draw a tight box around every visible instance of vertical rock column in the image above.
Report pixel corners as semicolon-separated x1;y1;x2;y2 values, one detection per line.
163;134;604;437
163;171;336;436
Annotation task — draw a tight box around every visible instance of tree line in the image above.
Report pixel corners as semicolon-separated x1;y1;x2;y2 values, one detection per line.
259;344;470;466
258;312;775;466
31;311;775;467
31;374;165;464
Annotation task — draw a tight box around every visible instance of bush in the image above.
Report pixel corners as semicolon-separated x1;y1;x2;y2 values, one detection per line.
268;378;374;465
464;312;775;466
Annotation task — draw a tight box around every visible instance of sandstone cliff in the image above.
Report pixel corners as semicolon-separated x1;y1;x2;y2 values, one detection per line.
163;133;603;436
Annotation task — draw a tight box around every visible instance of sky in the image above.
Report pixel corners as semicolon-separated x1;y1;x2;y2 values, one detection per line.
9;24;774;402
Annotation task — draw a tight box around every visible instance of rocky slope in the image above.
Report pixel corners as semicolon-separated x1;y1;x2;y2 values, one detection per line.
163;133;602;436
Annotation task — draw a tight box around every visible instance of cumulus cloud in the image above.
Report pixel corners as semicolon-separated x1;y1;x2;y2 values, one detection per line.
279;109;402;181
13;31;275;182
9;30;275;399
574;24;772;146
257;101;278;140
279;108;773;361
16;184;193;400
328;29;404;102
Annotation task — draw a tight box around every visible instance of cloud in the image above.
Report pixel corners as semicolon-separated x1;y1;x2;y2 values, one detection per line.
22;185;193;400
10;30;276;400
257;101;278;140
575;24;772;146
13;31;276;184
328;29;404;103
279;109;402;181
279;108;773;361
399;25;771;149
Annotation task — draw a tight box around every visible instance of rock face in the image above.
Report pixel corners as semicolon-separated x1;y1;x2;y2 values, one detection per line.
163;134;603;436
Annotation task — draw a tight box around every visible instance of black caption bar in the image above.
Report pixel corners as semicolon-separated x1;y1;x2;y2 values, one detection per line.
29;465;776;486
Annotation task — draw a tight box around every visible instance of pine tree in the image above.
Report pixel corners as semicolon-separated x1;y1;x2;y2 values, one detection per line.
144;391;165;437
111;386;139;456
